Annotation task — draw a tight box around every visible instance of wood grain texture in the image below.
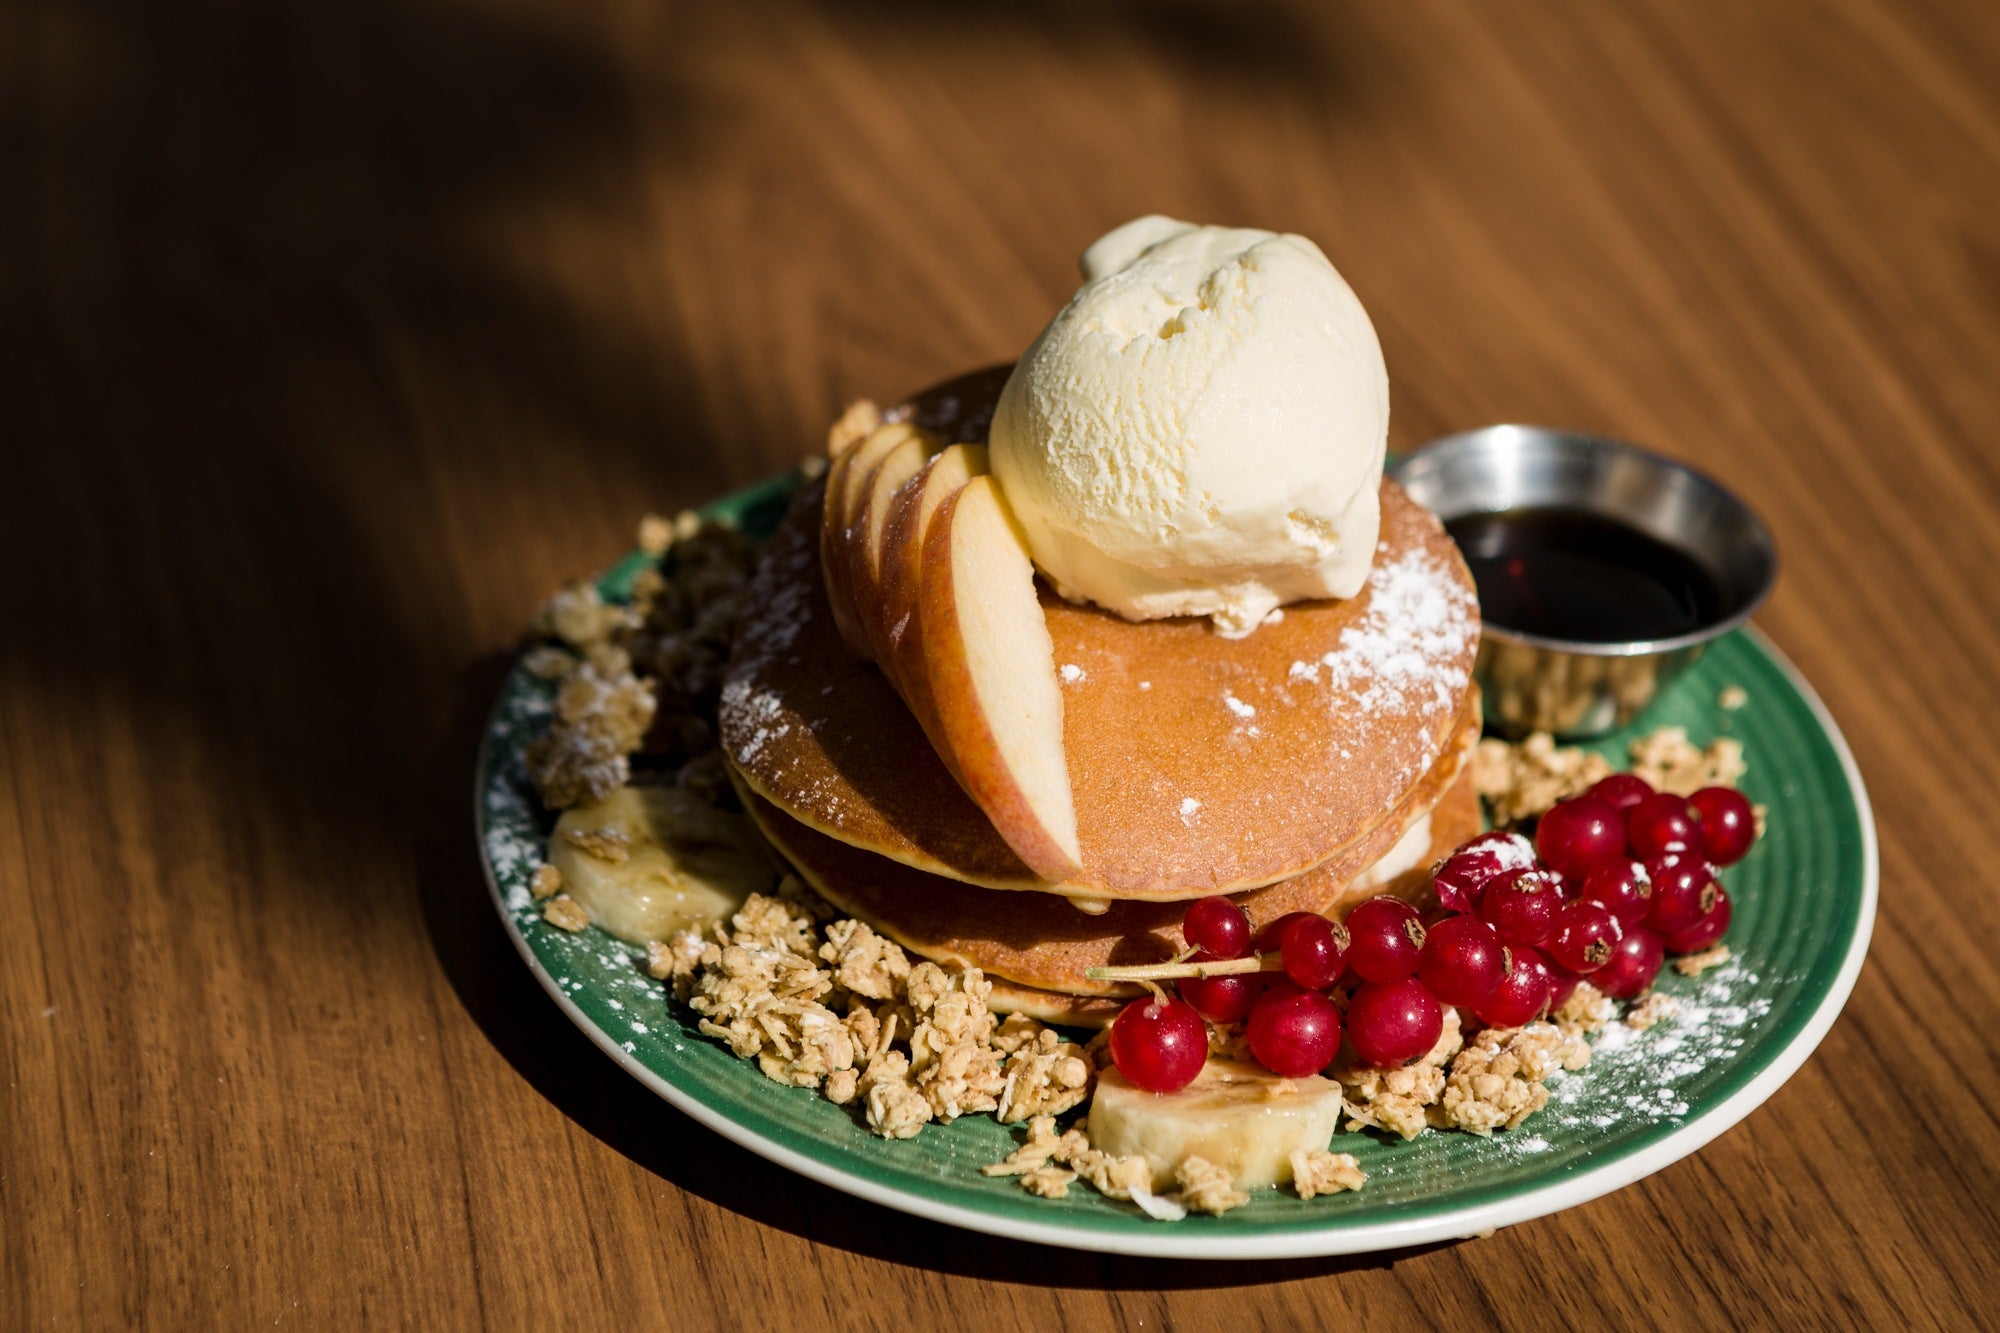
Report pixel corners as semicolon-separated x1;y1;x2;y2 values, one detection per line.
5;0;1998;1325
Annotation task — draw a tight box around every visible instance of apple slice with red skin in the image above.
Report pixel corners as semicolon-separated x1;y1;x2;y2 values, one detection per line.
874;444;987;727
818;421;924;659
845;433;936;664
917;473;1083;883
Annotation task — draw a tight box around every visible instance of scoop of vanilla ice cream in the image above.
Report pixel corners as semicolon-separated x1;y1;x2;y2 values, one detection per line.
990;216;1388;636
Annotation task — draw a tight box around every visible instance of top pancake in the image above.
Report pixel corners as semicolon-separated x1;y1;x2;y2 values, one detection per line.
721;369;1481;900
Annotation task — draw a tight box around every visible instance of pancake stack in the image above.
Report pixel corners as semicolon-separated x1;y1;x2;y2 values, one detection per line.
720;368;1483;1026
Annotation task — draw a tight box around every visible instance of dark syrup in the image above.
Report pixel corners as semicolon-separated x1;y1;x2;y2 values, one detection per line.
1445;507;1723;643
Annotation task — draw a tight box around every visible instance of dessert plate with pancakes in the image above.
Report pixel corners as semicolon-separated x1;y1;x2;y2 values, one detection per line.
477;465;1875;1259
721;367;1484;1025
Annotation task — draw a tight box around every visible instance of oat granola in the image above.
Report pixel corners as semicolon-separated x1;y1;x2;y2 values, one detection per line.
1624;993;1680;1030
1627;726;1747;796
1473;725;1748;825
1290;1149;1366;1199
1175;1155;1250;1215
1019;1166;1077;1199
525;511;762;813
1438;1023;1590;1136
819;919;910;1001
1555;980;1617;1037
534;580;632;651
541;895;589;933
1339;1008;1462;1140
997;1028;1093;1123
525;648;657;809
1674;945;1733;977
664;891;1093;1142
560;826;631;864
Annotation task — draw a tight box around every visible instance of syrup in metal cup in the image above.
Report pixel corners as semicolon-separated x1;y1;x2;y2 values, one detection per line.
1390;426;1777;739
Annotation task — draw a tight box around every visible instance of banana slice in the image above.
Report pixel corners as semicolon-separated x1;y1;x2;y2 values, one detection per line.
1089;1058;1346;1190
548;787;777;944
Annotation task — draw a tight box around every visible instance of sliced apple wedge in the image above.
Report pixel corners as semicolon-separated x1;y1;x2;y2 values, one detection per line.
819;420;925;659
824;398;881;461
875;443;987;723
845;433;935;663
917;474;1083;882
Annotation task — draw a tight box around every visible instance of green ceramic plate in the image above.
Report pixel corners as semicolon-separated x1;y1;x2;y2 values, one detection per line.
476;473;1876;1259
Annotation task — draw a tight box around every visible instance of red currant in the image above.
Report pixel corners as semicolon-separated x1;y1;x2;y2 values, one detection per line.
1246;981;1342;1077
1474;948;1553;1028
1689;786;1756;866
1263;912;1347;990
1592;927;1665;999
1644;856;1718;937
1343;898;1426;984
1180;973;1261;1024
1545;960;1583;1012
1109;996;1208;1092
1478;867;1560;946
1587;772;1655;812
1431;831;1536;913
1548;900;1621;974
1663;884;1733;954
1417;915;1507;1007
1183;896;1251;961
1578;859;1653;927
1627;791;1698;860
1537;796;1627;879
1346;978;1445;1067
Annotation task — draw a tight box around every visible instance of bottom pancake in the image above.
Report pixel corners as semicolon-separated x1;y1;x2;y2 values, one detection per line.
737;753;1480;1005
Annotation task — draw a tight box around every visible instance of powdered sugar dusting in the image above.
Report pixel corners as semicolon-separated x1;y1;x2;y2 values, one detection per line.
722;677;791;766
1060;663;1086;684
1532;958;1773;1141
1288;546;1475;720
720;502;816;772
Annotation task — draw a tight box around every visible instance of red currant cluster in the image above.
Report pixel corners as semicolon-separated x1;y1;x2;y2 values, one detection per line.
1107;775;1755;1094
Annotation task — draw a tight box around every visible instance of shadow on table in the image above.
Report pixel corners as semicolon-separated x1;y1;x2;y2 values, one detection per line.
6;0;1371;957
416;653;1463;1289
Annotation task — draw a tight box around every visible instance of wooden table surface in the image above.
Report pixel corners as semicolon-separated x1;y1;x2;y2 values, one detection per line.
8;0;2000;1325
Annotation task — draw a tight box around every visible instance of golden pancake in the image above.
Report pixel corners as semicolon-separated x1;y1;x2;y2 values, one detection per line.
734;705;1479;998
722;471;1480;899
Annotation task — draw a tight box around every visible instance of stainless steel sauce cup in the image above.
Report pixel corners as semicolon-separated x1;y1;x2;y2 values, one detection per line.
1391;426;1777;739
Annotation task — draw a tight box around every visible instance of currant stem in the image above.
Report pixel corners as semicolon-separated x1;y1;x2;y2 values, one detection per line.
1085;953;1287;983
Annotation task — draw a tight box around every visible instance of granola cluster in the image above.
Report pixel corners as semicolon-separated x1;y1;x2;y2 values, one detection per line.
525;645;658;809
1334;984;1612;1142
1175;1156;1251;1216
1627;727;1748;798
1673;945;1732;977
525;512;761;811
1555;979;1618;1036
1291;1149;1367;1200
980;1115;1276;1217
652;890;1092;1139
1472;725;1748;826
1623;992;1680;1030
1339;1008;1464;1140
1439;1023;1591;1136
